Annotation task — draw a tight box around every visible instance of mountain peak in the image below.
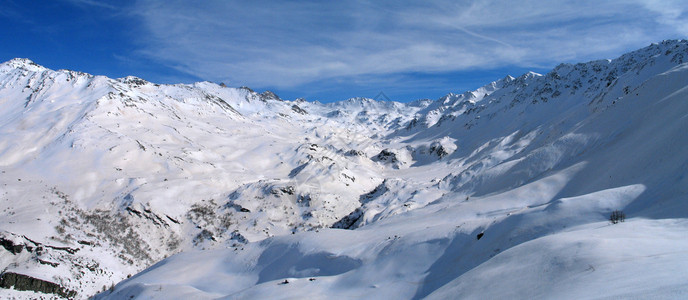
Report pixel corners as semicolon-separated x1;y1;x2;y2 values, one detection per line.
522;71;542;78
117;76;150;87
260;90;282;101
1;58;46;72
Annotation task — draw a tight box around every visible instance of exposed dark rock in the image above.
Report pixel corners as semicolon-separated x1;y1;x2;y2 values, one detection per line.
0;237;23;255
331;208;363;230
341;173;355;182
430;145;449;158
230;230;248;244
0;272;76;298
360;181;389;204
126;206;169;227
204;94;241;115
270;186;295;196
239;86;255;93
289;164;307;177
77;240;93;246
22;235;79;254
260;90;281;101
125;207;142;217
121;76;147;87
297;194;312;207
477;232;484;240
280;186;295;195
37;258;59;267
166;215;181;224
136;140;146;151
193;229;216;245
372;149;398;164
226;202;251;213
345;149;364;156
291;104;308;114
333;181;391;230
406;117;418;130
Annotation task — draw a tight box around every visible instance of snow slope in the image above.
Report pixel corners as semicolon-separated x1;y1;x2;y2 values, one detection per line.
1;40;688;299
0;59;411;297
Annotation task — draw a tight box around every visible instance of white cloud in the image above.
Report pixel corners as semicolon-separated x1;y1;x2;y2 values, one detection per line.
127;0;688;88
64;0;118;10
635;0;688;34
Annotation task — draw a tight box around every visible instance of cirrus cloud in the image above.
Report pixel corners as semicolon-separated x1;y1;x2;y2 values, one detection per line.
125;0;687;92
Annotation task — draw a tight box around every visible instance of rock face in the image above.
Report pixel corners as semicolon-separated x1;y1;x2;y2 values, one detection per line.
291;104;308;114
330;207;364;229
373;149;398;164
260;90;281;101
0;272;76;298
0;237;24;255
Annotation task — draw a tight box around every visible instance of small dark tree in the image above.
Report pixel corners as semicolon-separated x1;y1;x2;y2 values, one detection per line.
610;210;625;224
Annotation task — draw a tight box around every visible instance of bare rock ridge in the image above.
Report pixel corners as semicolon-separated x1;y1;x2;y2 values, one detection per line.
0;272;76;299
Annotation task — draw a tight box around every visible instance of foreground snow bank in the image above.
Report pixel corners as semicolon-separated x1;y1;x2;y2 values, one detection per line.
97;174;688;299
428;218;688;299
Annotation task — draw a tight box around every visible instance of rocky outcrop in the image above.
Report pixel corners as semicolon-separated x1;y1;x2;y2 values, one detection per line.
291;104;308;114
260;90;281;101
0;236;24;255
0;272;76;298
331;207;364;229
372;149;398;164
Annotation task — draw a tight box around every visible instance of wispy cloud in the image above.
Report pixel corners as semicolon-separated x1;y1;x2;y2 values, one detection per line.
0;0;35;24
63;0;118;10
126;0;688;90
636;0;688;34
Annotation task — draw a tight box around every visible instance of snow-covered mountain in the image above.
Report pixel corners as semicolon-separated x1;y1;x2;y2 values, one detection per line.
1;40;687;299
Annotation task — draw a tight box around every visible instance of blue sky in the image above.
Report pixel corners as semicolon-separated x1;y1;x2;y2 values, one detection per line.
1;0;687;102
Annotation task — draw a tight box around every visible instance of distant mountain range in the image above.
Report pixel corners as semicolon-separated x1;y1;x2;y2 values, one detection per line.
1;40;687;299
